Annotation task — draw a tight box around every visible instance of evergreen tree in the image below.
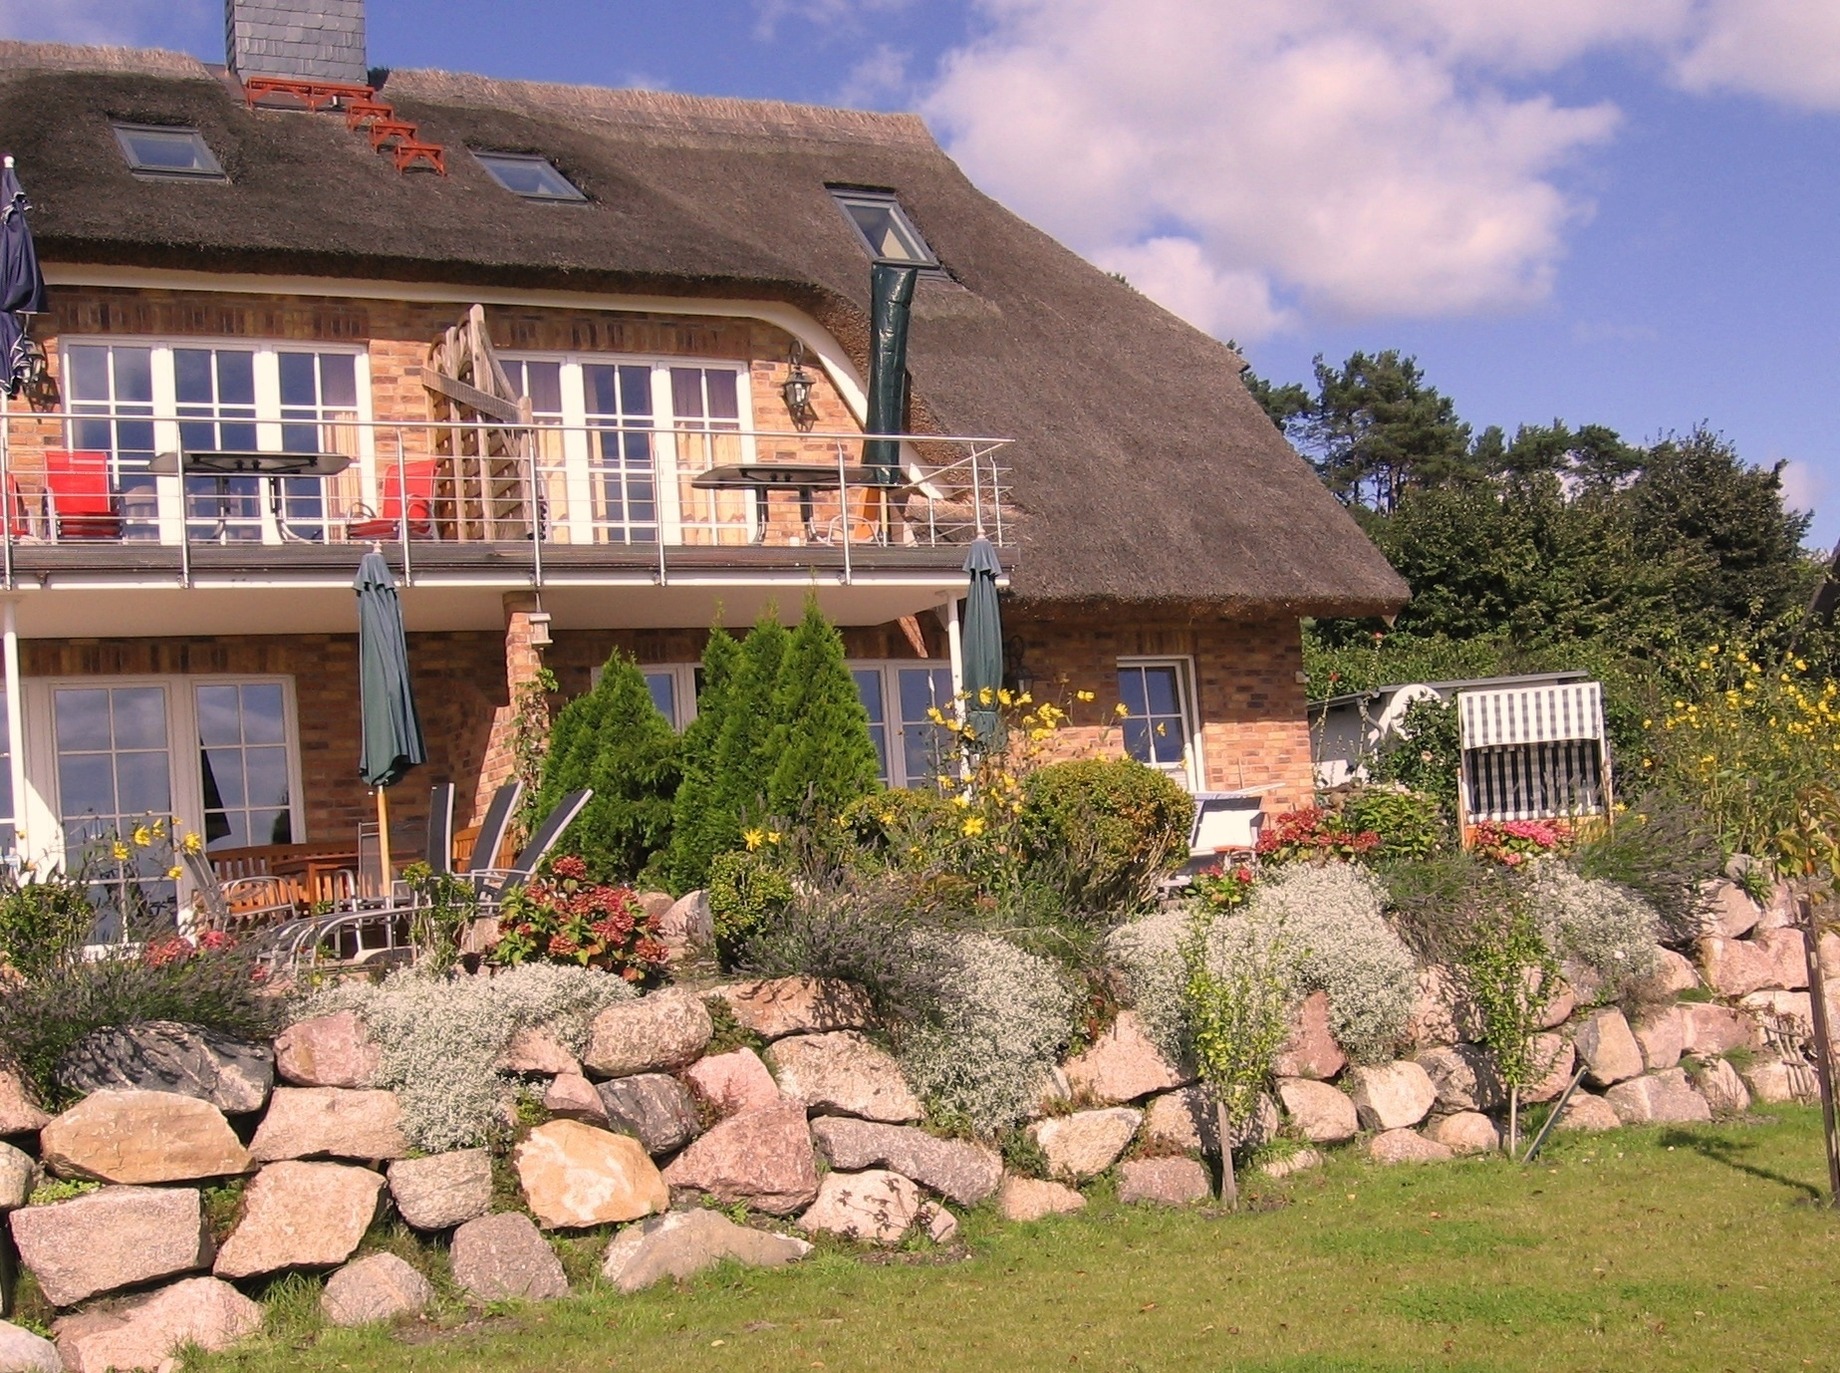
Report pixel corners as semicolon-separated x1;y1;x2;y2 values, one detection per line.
766;596;883;819
662;624;745;893
536;649;680;881
710;610;791;832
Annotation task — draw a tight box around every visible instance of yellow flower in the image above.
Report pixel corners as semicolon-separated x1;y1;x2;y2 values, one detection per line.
165;865;183;881
978;686;994;706
926;706;946;725
766;831;782;845
1075;690;1095;703
111;842;130;862
181;832;204;854
1114;702;1131;718
1641;718;1652;728
997;688;1014;707
953;793;971;810
131;825;152;847
1017;692;1033;705
743;827;766;851
961;816;987;837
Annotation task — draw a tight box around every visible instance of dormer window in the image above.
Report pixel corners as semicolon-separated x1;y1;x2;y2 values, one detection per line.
112;123;225;180
830;188;936;265
473;151;585;201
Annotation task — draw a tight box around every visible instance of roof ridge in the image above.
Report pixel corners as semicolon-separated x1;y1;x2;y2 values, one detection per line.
0;41;212;79
380;68;941;150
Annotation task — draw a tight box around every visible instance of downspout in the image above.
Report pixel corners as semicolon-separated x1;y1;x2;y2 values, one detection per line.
2;599;26;867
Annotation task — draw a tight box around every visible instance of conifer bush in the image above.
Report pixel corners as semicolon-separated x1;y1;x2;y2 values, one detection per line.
766;596;883;820
709;611;791;834
663;625;744;892
537;649;680;881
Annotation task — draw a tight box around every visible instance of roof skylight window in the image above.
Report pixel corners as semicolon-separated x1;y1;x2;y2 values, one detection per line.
830;188;936;265
473;151;585;201
112;123;225;180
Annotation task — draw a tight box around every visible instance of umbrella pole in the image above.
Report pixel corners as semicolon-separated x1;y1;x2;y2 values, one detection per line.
375;787;392;900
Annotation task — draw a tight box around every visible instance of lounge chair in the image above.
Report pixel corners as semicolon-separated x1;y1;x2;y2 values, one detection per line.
347;458;437;541
467;788;592;902
182;847;300;936
1165;790;1269;887
459;779;523;887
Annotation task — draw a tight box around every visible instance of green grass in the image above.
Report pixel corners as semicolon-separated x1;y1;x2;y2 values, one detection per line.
197;1109;1840;1373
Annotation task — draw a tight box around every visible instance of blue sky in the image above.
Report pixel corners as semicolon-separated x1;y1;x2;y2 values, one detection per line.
7;0;1838;546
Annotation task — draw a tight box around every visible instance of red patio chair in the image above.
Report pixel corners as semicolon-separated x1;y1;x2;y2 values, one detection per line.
43;450;122;540
347;459;437;540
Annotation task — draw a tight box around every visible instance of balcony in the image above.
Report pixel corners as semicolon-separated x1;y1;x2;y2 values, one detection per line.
0;416;1013;593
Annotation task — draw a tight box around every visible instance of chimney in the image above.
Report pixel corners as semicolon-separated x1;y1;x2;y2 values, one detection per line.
225;0;366;85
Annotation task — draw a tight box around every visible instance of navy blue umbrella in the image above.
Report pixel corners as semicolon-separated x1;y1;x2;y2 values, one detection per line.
0;159;45;398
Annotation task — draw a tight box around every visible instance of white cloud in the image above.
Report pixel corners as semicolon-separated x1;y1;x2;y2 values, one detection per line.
752;0;913;44
0;0;206;46
1779;458;1826;520
837;43;910;109
1095;236;1294;341
1674;0;1840;111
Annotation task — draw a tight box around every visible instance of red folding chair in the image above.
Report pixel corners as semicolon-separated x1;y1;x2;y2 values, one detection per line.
43;450;122;540
347;459;437;541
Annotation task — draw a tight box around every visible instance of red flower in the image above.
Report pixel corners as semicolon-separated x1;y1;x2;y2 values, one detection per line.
547;933;580;957
550;854;589;881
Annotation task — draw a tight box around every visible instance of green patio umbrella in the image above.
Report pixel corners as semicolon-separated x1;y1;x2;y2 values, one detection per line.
355;549;425;887
961;537;1004;745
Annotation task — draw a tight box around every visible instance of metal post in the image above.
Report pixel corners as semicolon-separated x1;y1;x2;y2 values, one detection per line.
395;429;413;586
969;443;986;538
1799;892;1840;1206
3;599;28;867
837;440;853;585
0;404;12;593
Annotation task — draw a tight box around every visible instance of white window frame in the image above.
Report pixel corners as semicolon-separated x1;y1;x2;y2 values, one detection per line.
1116;656;1205;791
849;660;958;790
471;150;586;202
499;350;756;546
112;123;226;181
59;336;374;546
640;664;699;732
20;673;306;877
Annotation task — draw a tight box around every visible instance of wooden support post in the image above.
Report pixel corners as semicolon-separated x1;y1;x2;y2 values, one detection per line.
1799;893;1840;1207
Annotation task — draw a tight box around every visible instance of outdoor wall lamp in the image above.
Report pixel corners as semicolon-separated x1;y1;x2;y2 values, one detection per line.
781;340;818;431
15;336;53;407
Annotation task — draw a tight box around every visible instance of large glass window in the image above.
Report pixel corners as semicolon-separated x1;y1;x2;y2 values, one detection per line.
195;682;293;849
850;663;958;789
112;124;226;180
276;350;360;540
54;684;175;940
1117;659;1201;786
65;342;158;538
175;346;260;541
829;188;937;265
583;362;660;544
472;151;584;201
853;668;891;783
669;366;748;545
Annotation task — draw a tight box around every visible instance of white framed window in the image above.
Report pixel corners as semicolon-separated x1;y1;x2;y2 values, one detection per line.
1117;657;1204;790
497;352;755;547
112;124;225;181
849;662;957;789
641;665;700;732
828;188;937;266
61;337;371;544
473;150;584;201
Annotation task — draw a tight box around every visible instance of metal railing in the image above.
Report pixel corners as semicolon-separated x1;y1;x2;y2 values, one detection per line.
0;411;1013;589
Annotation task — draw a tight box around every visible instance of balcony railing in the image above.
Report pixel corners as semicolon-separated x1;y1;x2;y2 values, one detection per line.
0;414;1013;588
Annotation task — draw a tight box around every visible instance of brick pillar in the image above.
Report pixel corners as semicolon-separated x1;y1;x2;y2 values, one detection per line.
475;592;551;824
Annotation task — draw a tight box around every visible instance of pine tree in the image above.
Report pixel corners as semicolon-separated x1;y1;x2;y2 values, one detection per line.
536;649;680;881
709;610;791;832
766;596;883;819
662;624;744;892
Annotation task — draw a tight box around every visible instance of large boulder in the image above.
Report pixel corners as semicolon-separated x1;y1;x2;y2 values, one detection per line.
1573;1008;1644;1087
1604;1068;1712;1125
1742;1058;1809;1105
1698;1058;1752;1116
214;1161;383;1279
1273;991;1348;1081
9;1186;211;1307
1639;948;1700;999
273;1011;382;1088
1700;878;1762;938
52;1278;260;1373
320;1252;433;1327
542;1071;609;1123
0;1141;32;1211
1369;1130;1454;1164
683;1048;780;1118
1633;1008;1685;1072
1142;1087;1222;1154
1260;1148;1324;1180
996;1175;1085;1222
1061;1011;1193;1104
39;1090;250;1184
582;989;712;1078
765;1031;922;1123
595;1073;700;1155
1535;978;1576;1030
1522;1034;1576;1103
1699;937;1780;998
1347;1062;1437;1131
387;1149;493;1231
249;1087;408;1162
1555;1092;1622;1132
0;1071;48;1137
1118;1156;1210;1206
1276;1078;1359;1144
600;1209;811;1293
1757;928;1811;991
1679;1003;1757;1056
659;890;714;947
0;1321;58;1373
1416;1045;1505;1113
512;1120;668;1229
1406;965;1482;1048
660;1100;818;1215
1425;1112;1499;1155
499;1027;578;1076
713;977;874;1040
56;1022;273;1115
809;1117;1002;1206
449;1212;568;1302
1028;1108;1141;1181
797;1169;923;1246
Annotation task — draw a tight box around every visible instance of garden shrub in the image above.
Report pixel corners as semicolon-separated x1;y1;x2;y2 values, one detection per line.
1371;695;1461;820
0;935;280;1108
706;846;795;966
1526;859;1661;997
1017;758;1193;915
710;612;792;833
489;855;669;982
1245;863;1418;1063
1341;786;1447;860
765;596;883;820
303;963;635;1152
899;932;1077;1137
1380;846;1496;965
1454;879;1557;1156
0;864;98;981
841;789;965;871
1255;805;1381;866
1471;819;1564;867
662;624;745;894
1105;908;1205;1063
1572;799;1718;945
537;650;681;881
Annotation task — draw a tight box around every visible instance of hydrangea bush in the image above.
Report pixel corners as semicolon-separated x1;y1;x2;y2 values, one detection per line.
302;963;635;1151
1526;859;1661;998
898;933;1077;1137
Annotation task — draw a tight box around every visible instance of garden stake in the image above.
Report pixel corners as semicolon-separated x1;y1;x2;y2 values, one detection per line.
1797;893;1840;1207
1522;1063;1589;1165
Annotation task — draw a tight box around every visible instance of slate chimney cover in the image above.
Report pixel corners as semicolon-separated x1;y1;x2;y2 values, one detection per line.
225;0;366;85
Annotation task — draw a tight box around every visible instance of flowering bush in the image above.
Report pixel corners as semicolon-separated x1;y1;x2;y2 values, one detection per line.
1105;909;1194;1062
490;855;668;982
303;963;635;1151
1340;786;1448;860
1526;859;1660;998
140;929;239;968
1189;861;1258;913
899;932;1077;1137
1471;820;1563;867
706;847;796;966
1256;806;1380;866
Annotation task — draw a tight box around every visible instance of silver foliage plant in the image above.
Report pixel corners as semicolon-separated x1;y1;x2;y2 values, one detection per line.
898;932;1077;1137
301;964;635;1152
1526;859;1661;998
1105;909;1193;1063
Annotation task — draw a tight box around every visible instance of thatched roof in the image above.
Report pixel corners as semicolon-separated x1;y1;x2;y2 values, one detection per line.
0;42;1407;615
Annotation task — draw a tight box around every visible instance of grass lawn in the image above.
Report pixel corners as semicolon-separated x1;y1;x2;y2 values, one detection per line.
198;1108;1840;1373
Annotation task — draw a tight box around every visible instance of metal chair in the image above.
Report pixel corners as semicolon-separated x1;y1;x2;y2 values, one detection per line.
182;848;299;936
459;780;524;891
468;788;592;904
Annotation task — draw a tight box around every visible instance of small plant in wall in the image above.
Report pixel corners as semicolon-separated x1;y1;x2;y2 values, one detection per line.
1456;876;1560;1157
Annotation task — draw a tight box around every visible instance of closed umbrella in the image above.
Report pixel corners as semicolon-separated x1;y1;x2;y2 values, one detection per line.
864;262;918;486
355;550;425;889
0;157;45;398
961;536;1004;745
